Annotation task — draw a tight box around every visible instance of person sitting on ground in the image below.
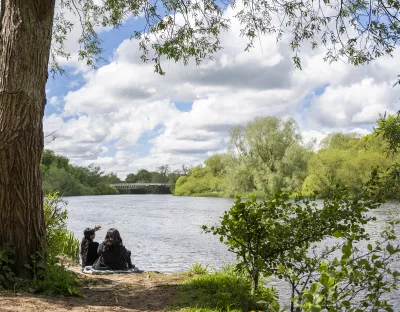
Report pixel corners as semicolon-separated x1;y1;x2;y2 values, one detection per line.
93;228;134;270
80;225;101;269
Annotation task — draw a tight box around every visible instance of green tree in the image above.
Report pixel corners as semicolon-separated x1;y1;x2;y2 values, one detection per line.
174;165;226;196
156;165;170;183
227;116;308;195
135;169;152;183
203;187;381;294
125;173;138;183
102;172;121;184
224;159;255;196
168;169;186;193
302;130;399;198
84;164;104;187
246;117;301;173
373;112;400;200
320;132;362;150
41;150;57;168
41;150;121;195
375;112;400;155
204;154;227;176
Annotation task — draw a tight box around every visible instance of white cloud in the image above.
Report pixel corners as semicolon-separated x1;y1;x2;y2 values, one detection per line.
44;5;400;177
307;78;398;127
49;96;60;107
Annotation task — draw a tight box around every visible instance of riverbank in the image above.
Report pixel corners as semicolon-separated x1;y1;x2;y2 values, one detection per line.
0;267;186;312
0;266;261;312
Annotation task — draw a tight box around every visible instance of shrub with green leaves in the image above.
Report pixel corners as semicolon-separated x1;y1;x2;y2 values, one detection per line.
297;222;400;312
0;193;81;296
203;186;380;293
25;256;81;296
20;192;82;296
43;192;80;262
0;244;16;289
203;173;400;311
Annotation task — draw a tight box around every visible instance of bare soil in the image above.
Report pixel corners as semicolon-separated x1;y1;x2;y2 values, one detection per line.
0;266;189;312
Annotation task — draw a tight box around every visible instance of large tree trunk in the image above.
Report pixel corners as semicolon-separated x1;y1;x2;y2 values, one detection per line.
0;0;55;276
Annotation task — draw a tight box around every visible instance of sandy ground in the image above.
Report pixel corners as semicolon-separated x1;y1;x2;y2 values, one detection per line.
0;266;188;312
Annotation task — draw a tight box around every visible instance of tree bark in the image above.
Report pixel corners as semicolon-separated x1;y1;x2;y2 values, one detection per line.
0;0;55;276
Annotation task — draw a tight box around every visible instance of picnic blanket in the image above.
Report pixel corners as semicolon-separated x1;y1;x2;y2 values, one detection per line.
82;266;140;275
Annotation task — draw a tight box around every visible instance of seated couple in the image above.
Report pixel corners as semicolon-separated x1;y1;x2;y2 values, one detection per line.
80;226;134;270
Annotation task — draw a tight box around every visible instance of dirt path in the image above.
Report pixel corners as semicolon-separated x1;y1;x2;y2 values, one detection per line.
0;266;188;312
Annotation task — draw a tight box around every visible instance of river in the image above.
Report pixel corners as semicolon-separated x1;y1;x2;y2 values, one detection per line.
65;195;236;272
64;194;400;309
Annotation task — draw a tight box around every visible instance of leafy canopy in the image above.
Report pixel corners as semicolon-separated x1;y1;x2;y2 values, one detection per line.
53;0;400;75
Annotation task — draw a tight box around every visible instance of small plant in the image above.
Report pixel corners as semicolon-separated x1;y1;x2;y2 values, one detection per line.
19;193;82;296
0;244;16;289
43;192;80;262
188;263;209;275
0;193;81;296
26;255;81;296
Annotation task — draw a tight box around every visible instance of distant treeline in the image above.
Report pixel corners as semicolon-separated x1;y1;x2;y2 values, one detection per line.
41;151;186;196
174;115;400;200
42;114;400;198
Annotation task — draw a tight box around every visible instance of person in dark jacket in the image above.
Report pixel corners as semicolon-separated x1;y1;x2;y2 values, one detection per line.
93;228;134;270
80;225;101;268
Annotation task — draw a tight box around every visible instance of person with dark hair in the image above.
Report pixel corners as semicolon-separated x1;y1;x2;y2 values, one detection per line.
80;225;101;269
93;228;134;270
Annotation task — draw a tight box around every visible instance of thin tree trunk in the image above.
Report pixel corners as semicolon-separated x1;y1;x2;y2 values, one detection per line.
0;0;55;276
251;267;259;293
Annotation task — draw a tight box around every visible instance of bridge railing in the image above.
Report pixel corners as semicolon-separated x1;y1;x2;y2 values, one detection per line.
110;183;170;189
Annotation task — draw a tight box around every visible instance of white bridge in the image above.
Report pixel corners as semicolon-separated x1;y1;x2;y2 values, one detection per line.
110;183;170;190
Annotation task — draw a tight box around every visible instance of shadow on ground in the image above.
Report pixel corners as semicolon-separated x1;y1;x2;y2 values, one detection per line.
0;272;183;312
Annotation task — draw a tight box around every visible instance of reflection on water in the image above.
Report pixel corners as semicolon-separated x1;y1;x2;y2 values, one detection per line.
64;195;400;308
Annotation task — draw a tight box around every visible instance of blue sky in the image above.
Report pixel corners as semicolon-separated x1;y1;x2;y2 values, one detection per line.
43;6;400;179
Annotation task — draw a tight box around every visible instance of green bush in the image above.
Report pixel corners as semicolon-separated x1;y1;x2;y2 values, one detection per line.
297;222;400;311
0;193;81;296
26;257;81;296
0;244;16;289
203;173;400;312
12;193;82;296
43;193;80;262
18;192;82;296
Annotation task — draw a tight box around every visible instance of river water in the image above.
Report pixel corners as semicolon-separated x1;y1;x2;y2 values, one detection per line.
64;194;400;308
65;195;236;272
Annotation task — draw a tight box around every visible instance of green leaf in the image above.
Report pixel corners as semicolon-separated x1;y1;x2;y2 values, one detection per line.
333;230;343;238
341;300;351;307
386;244;396;255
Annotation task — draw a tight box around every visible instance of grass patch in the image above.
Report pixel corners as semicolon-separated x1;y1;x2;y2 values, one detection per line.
171;266;270;312
188;263;209;275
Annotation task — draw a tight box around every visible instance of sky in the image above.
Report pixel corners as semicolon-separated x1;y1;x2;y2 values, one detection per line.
44;3;400;179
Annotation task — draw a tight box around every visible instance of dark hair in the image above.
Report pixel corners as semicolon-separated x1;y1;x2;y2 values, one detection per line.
81;228;95;266
102;228;123;252
84;228;95;239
